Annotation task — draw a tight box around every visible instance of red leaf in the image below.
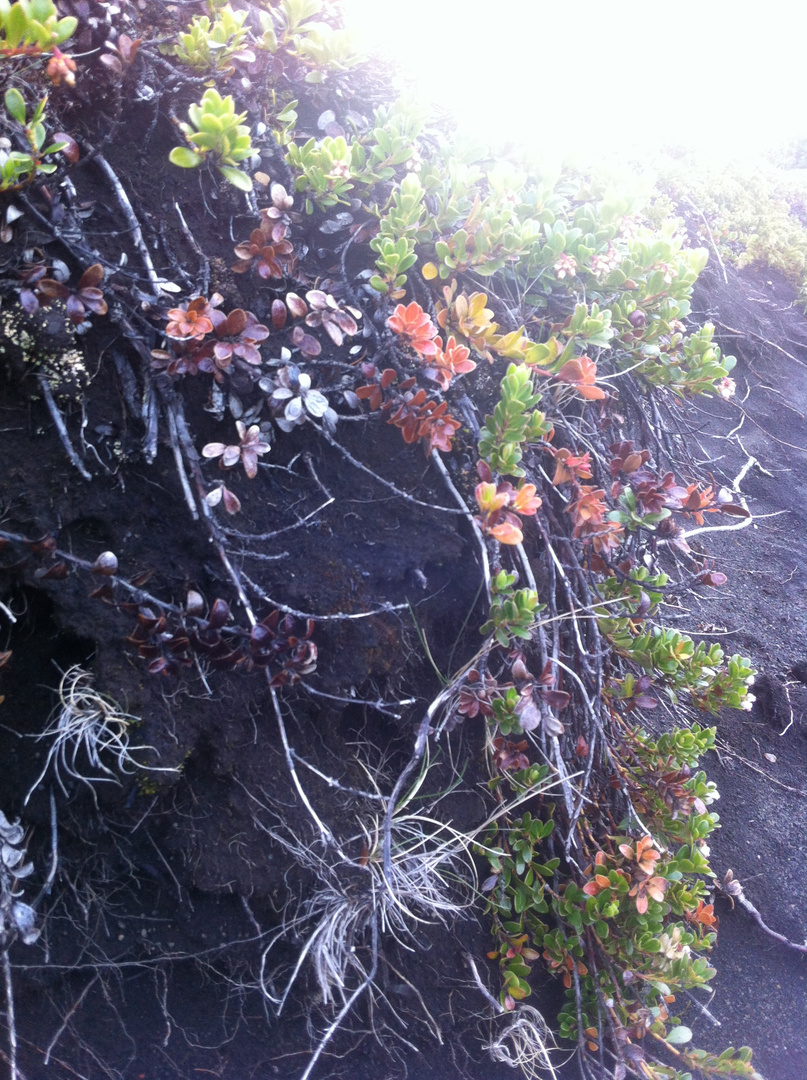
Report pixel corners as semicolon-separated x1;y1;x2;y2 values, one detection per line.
224;308;247;336
697;570;727;587
78;264;104;290
36;561;68;580
52;131;79;163
207;598;231;629
221;486;241;515
298;333;321;357
36;278;69;301
19;289;39;315
65;294;85;324
476;460;492;483
541;688;570;711
26;533;56;555
538;661;555;686
89;583;115;602
271;299;287;330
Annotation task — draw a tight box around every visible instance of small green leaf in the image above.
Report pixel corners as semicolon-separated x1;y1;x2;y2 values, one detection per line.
666;1026;693;1045
218;164;252;190
55;15;77;44
4;88;26;125
169;146;203;169
4;4;27;48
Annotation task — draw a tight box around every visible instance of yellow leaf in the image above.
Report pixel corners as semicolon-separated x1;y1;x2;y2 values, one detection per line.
491;326;529;359
525;337;559;366
422;262;438;280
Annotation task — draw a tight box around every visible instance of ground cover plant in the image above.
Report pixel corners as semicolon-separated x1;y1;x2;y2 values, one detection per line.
0;2;801;1079
653;150;807;308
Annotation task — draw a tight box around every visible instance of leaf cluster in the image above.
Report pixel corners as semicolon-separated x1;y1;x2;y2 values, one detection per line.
0;0;75;51
1;88;69;190
171;4;251;72
480;570;543;648
169;88;254;191
478;363;551;477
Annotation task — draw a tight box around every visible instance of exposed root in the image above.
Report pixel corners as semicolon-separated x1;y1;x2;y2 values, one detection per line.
486;1004;563;1080
720;869;807;955
24;667;178;805
254;744;485;1080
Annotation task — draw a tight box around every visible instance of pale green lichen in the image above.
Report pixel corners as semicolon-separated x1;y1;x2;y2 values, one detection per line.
0;306;89;400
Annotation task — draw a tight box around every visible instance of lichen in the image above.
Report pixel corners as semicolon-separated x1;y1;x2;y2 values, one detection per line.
0;304;89;400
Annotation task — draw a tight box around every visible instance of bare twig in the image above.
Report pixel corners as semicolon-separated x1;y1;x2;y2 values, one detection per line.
304;683;416;719
36;376;92;481
1;952;17;1080
318;427;462;514
713;319;807;372
720;871;807;954
241;571;410;622
30;791;58;911
174;202;210;297
268;685;334;846
163;399;199;521
43;974;99;1065
431;449;491;603
95;152;163;297
683;197;728;284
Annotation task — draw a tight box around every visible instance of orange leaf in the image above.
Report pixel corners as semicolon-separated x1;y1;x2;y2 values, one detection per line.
489;521;523;545
576;384;607;401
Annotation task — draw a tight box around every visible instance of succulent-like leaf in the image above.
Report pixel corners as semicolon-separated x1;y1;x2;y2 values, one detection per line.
218;164;252;191
0;812;23;845
169;146;203;169
4;88;26;125
11;901;39;944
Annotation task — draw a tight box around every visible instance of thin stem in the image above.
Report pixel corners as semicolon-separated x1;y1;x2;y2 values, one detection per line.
2;949;17;1080
36;376;92;481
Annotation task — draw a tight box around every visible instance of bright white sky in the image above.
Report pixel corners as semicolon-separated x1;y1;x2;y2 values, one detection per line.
340;0;807;166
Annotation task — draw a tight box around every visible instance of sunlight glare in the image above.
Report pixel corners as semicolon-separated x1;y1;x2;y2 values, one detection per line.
340;0;807;165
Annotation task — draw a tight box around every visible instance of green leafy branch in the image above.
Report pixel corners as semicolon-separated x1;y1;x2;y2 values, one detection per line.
169;88;254;191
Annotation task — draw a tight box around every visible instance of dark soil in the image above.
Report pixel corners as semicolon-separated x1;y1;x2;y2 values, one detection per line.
678;264;807;1080
0;10;804;1080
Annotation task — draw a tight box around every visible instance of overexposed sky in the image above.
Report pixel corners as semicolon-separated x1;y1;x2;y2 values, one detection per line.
340;0;807;165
